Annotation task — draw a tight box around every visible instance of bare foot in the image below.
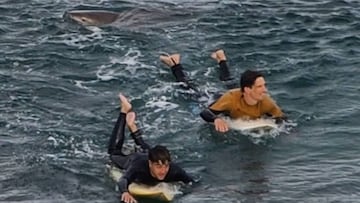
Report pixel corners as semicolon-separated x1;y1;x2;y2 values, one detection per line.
126;112;138;132
159;54;181;67
211;49;226;63
126;112;136;126
119;93;132;113
210;52;218;61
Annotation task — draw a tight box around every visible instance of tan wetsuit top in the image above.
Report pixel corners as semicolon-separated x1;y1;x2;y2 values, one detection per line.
209;88;283;120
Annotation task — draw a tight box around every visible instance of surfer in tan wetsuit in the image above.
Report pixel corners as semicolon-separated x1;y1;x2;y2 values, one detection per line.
159;49;286;133
108;94;194;203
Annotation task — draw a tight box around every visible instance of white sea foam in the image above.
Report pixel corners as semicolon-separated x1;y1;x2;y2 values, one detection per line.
145;96;178;112
95;48;147;81
43;30;103;49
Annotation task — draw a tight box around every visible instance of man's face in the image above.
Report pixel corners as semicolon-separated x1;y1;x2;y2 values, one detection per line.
149;160;170;180
248;77;268;101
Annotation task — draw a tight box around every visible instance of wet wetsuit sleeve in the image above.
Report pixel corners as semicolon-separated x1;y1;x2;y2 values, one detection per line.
271;108;287;124
169;163;194;183
117;156;150;194
200;92;231;122
200;108;222;122
270;105;284;118
271;105;287;124
118;176;130;194
117;167;136;194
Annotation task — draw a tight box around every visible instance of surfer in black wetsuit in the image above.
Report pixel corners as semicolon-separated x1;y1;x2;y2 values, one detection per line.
108;94;194;203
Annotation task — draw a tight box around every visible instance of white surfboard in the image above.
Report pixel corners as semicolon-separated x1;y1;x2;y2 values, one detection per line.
106;164;180;202
224;117;277;132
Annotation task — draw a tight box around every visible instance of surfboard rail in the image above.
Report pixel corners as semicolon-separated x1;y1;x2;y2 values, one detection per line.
224;117;277;131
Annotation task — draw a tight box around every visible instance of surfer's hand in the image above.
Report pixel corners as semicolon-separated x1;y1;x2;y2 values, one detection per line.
121;192;137;203
214;118;229;132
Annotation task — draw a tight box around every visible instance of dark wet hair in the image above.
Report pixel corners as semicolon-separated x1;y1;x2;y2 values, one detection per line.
240;70;264;91
148;145;171;163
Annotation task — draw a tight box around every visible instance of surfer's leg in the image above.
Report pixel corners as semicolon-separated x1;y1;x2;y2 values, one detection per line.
107;94;132;155
111;152;142;170
107;111;126;155
159;54;199;91
126;112;151;151
109;94;137;169
211;49;237;89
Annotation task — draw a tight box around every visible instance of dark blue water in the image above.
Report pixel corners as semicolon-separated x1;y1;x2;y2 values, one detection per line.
1;0;360;202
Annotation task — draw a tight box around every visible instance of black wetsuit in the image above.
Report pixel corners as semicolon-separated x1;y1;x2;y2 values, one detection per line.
170;60;237;121
107;112;194;194
171;61;236;92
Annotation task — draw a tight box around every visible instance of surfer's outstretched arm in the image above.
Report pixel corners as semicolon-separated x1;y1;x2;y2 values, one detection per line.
107;94;132;155
169;163;195;183
200;108;229;133
119;168;138;203
199;91;234;133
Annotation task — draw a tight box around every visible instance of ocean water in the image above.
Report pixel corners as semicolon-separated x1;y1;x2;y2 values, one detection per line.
1;0;360;202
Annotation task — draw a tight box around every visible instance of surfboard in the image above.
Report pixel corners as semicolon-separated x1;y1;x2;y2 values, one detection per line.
106;164;180;202
224;117;278;132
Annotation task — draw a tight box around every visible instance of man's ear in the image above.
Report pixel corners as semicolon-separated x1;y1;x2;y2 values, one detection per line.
244;86;251;93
